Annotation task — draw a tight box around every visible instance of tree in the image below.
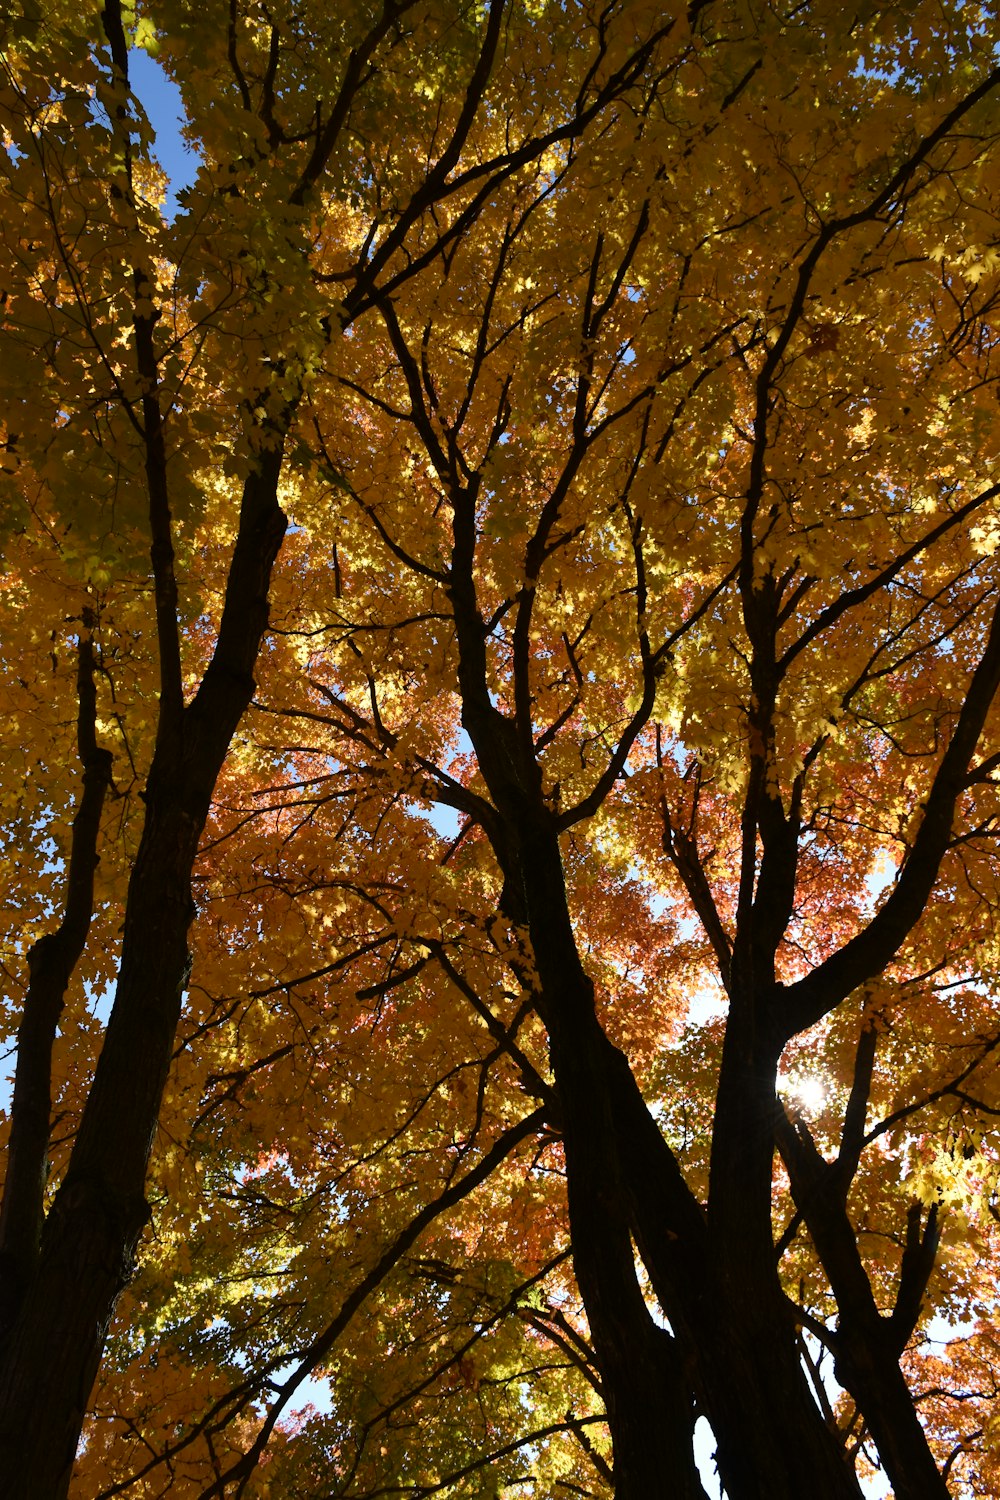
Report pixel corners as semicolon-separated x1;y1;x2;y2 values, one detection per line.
4;1;1000;1497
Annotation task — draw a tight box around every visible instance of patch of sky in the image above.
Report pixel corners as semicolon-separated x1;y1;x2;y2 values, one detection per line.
684;970;727;1029
267;1362;335;1421
864;848;898;906
193;1315;334;1422
128;47;200;221
425;800;462;839
1;133;24;167
86;977;115;1027
694;1417;725;1498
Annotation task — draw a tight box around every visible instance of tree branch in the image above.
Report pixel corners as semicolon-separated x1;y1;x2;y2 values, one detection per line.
0;622;113;1335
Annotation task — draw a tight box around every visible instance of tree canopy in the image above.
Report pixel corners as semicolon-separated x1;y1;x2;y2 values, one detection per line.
4;1;1000;1496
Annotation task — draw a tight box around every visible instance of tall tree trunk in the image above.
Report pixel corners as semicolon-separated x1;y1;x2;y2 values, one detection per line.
520;826;709;1497
0;453;288;1499
452;492;866;1497
519;821;864;1499
695;1012;864;1500
776;1111;950;1500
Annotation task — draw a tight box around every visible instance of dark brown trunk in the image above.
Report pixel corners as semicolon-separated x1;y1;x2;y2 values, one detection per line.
0;451;288;1499
612;1065;863;1499
696;1012;863;1500
462;790;868;1499
0;631;113;1335
697;1277;862;1500
835;1329;950;1500
453;512;866;1500
0;797;198;1495
776;1113;950;1500
520;829;708;1497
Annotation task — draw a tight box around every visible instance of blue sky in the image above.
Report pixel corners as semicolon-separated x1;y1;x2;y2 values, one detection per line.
128;47;199;219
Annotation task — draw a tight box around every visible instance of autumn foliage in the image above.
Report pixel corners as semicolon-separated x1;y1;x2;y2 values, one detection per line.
4;1;1000;1496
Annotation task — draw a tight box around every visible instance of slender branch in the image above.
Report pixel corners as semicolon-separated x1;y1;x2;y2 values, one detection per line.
290;2;420;206
889;1202;940;1355
836;1022;878;1196
102;0;185;739
782;590;1000;1038
0;623;113;1335
781;483;1000;672
200;1107;548;1498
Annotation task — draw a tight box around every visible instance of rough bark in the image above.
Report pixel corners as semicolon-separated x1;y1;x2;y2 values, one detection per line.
699;1019;864;1500
0;626;113;1336
526;831;863;1500
0;452;288;1499
776;1110;950;1500
449;456;870;1494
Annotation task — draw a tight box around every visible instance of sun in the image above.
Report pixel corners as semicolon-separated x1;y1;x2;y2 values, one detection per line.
786;1073;827;1114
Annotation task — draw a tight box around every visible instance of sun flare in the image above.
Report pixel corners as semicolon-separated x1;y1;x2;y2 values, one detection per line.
787;1074;827;1113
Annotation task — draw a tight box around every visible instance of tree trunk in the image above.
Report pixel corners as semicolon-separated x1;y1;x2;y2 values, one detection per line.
694;1012;864;1500
519;820;864;1499
521;827;708;1497
0;453;288;1498
0;630;113;1337
775;1112;950;1500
